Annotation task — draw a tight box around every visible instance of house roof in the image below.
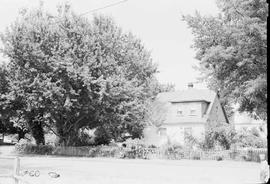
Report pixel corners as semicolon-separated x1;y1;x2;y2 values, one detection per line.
156;88;216;103
155;88;230;124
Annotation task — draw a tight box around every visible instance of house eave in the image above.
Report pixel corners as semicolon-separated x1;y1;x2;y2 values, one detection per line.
170;100;210;103
161;122;206;126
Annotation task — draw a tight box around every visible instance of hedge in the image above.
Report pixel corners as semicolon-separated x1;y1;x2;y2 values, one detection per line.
15;142;267;162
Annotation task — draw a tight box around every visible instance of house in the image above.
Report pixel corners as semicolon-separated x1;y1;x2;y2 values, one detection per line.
144;83;229;146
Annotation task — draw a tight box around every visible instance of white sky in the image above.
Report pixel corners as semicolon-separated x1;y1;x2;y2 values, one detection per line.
0;0;220;90
0;0;265;124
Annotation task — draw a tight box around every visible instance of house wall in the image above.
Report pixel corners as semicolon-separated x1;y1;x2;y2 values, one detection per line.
159;123;205;145
201;101;209;117
145;92;230;146
207;96;228;125
165;102;207;124
143;126;162;146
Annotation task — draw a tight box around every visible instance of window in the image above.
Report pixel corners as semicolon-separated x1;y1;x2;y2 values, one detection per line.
190;109;196;116
159;128;167;136
177;109;183;116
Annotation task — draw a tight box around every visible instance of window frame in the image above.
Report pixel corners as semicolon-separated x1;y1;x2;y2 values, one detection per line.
177;108;183;116
189;109;196;116
159;128;167;136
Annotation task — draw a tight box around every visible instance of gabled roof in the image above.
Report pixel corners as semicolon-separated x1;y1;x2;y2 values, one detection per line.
156;88;216;103
155;88;230;124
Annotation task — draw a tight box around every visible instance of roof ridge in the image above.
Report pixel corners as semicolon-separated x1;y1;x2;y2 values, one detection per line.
158;88;216;94
156;88;216;103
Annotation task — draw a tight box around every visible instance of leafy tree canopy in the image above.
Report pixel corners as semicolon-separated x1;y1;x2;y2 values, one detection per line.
0;3;160;145
183;0;267;120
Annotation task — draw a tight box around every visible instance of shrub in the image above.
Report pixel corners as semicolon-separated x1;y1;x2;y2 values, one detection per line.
234;149;267;162
44;133;59;146
245;149;264;162
204;123;236;150
216;156;223;161
184;133;199;149
72;128;96;146
191;154;201;160
94;127;111;145
235;129;267;148
160;144;184;160
87;146;121;158
148;144;157;148
123;138;146;148
118;139;161;159
186;150;201;160
121;146;150;159
15;142;54;155
229;149;239;160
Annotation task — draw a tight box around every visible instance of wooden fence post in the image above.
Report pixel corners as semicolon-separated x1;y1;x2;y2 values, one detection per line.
13;157;20;184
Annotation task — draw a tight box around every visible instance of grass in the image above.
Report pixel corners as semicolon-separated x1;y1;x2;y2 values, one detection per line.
0;155;263;184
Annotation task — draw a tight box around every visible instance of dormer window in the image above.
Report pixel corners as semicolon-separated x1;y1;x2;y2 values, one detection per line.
190;109;196;116
177;109;183;116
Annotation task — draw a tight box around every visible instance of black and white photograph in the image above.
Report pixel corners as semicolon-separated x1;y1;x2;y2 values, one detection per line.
0;0;268;183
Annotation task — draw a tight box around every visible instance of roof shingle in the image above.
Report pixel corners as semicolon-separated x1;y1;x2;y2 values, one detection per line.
156;88;216;103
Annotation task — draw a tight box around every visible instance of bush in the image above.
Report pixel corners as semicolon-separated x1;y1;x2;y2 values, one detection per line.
44;133;59;146
148;144;157;148
52;146;90;156
229;149;239;160
121;146;150;159
88;146;121;157
235;129;267;148
204;123;236;150
122;138;146;148
191;154;201;160
216;156;223;161
160;144;184;160
245;149;263;162
119;138;161;159
234;149;267;162
184;134;199;149
187;151;201;160
94;127;111;145
15;142;54;155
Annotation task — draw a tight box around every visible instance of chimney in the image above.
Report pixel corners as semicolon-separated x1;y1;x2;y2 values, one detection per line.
187;82;193;89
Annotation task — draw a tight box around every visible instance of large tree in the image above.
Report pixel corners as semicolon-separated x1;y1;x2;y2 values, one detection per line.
183;0;267;120
0;4;159;145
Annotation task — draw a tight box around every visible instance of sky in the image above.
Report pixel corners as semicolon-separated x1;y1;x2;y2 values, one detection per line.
0;0;220;90
0;0;265;124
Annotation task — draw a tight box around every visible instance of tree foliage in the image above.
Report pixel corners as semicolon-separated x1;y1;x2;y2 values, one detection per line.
0;4;159;145
183;0;267;120
234;127;267;148
204;122;237;150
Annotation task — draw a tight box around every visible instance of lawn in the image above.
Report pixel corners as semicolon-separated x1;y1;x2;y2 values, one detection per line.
0;153;263;184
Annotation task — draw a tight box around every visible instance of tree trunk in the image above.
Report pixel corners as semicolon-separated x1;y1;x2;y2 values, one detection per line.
17;128;28;141
29;120;45;145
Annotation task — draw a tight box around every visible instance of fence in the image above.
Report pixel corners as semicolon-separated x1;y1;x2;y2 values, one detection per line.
179;148;268;161
0;157;30;184
49;146;268;162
